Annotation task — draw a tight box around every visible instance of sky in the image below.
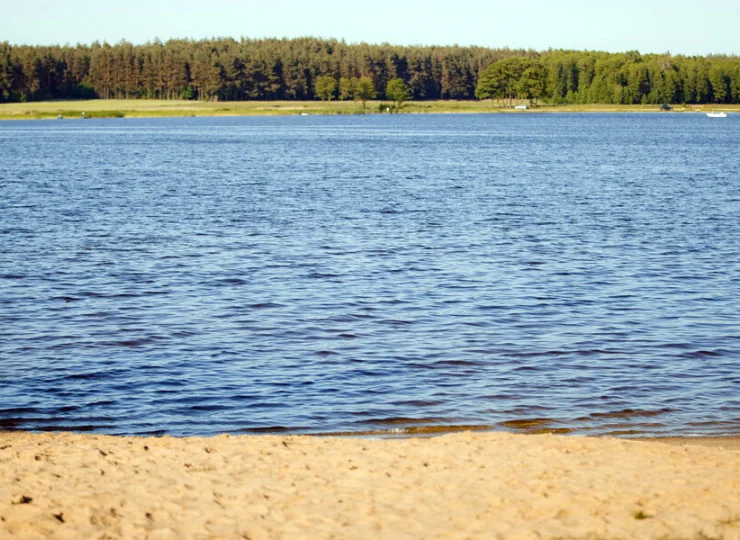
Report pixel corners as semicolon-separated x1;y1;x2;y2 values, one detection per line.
2;0;738;56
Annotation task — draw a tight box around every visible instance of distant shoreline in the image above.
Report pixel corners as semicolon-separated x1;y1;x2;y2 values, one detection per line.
1;99;738;120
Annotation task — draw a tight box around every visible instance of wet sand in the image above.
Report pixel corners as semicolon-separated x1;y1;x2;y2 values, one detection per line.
1;431;739;539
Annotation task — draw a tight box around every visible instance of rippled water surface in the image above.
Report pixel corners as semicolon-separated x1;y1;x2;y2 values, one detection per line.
1;113;739;437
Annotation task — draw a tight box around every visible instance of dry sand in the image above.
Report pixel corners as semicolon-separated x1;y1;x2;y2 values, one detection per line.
1;431;739;539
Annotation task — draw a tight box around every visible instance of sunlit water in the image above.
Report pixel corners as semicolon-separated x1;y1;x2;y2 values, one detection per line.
1;113;739;438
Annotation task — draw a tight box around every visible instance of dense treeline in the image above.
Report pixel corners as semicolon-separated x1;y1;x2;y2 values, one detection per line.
1;37;739;104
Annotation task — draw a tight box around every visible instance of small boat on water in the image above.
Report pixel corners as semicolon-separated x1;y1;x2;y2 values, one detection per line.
706;111;727;118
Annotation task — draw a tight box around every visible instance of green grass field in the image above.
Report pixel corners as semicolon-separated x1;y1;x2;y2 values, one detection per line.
1;99;739;120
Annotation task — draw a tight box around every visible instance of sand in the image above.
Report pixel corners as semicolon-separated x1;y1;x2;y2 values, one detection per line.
1;431;739;539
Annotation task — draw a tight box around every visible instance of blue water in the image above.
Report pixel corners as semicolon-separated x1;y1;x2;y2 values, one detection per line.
1;113;739;438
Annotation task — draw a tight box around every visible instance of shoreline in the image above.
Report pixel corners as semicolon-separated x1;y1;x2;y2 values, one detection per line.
5;421;740;441
1;99;738;121
5;426;740;446
647;436;740;449
2;430;739;539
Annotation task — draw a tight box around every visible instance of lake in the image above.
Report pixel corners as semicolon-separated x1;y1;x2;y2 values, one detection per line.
1;112;739;437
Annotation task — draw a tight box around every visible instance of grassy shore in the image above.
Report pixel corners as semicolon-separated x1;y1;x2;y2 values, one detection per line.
2;99;739;120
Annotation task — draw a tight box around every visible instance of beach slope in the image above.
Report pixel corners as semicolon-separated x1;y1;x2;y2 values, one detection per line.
1;431;739;539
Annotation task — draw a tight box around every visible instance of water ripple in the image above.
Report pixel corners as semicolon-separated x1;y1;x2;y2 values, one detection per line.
1;114;739;437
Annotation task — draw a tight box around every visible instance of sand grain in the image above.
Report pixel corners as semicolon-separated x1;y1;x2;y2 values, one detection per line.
1;431;739;539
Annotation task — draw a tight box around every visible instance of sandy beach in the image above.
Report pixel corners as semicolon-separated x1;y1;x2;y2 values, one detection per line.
1;431;739;539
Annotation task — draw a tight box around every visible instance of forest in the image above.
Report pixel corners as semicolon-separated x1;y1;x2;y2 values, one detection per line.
1;37;739;105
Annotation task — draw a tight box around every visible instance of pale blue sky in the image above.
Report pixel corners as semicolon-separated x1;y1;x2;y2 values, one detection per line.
2;0;738;56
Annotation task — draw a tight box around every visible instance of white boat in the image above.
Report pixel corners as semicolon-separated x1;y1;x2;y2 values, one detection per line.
706;111;727;118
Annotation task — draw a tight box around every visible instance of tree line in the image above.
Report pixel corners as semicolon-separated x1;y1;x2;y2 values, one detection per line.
1;37;739;105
